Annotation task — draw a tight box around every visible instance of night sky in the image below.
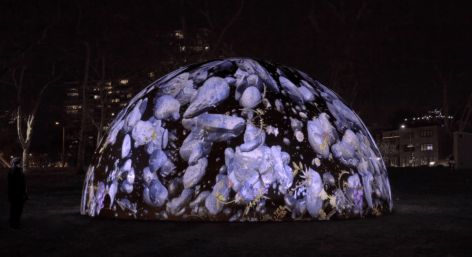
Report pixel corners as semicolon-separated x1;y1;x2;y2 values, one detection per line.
1;0;471;156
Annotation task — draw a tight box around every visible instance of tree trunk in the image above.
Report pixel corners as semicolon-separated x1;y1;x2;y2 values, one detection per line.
17;108;32;173
209;0;244;59
22;147;29;171
180;0;188;63
13;66;53;173
97;56;106;148
459;91;472;132
442;82;452;137
77;42;91;173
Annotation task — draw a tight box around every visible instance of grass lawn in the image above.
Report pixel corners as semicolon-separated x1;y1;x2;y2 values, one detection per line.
1;167;471;257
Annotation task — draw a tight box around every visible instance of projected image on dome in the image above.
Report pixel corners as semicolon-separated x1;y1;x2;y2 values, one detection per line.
80;58;393;221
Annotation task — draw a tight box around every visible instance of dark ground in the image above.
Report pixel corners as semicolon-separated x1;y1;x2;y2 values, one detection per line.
1;166;471;257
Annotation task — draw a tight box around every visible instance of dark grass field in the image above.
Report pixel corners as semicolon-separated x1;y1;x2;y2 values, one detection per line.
1;167;471;257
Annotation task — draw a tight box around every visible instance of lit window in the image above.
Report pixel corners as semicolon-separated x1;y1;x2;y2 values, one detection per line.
120;79;128;85
120;103;127;107
111;113;114;116
108;91;112;94
421;144;433;151
175;31;183;39
149;72;154;78
180;46;186;51
205;46;209;51
420;130;433;137
127;94;132;98
94;95;100;99
106;82;111;86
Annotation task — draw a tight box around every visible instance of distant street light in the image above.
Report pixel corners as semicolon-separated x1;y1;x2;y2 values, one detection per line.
401;125;405;128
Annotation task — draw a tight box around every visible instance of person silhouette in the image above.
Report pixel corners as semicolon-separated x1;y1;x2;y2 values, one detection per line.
7;157;29;230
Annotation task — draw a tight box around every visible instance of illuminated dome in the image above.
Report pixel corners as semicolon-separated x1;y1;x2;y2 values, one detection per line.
80;58;393;221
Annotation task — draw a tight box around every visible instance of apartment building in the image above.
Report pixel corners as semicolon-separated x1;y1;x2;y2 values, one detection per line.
380;125;451;167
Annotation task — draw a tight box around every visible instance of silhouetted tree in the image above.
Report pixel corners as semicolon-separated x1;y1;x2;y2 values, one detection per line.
0;1;62;172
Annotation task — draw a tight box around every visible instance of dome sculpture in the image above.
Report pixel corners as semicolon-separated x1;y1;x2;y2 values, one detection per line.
80;58;393;221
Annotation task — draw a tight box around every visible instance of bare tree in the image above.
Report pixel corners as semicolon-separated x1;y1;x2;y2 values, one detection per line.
307;0;372;111
188;0;245;59
5;66;59;172
92;56;108;147
379;139;399;166
432;66;456;137
87;55;133;148
458;91;472;132
76;42;91;173
0;3;61;172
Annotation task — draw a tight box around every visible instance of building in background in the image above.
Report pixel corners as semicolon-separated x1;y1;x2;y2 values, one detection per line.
377;126;452;167
54;78;141;165
372;109;455;167
156;28;211;66
397;125;451;167
48;28;213;166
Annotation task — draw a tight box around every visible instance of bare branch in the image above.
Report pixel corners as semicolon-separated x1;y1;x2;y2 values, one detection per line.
459;91;472;132
210;0;244;58
308;1;323;34
354;0;368;26
30;78;58;121
15;4;61;62
87;113;100;130
186;0;214;30
19;66;26;93
322;0;347;26
76;0;82;33
0;80;16;86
